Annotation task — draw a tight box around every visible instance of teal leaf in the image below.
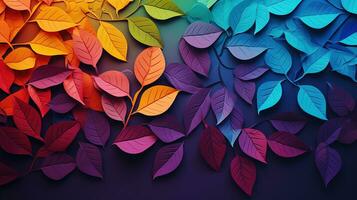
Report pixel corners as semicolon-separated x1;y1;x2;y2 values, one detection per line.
264;41;292;74
186;3;212;23
227;34;268;60
298;2;341;29
340;32;357;46
266;0;302;15
212;0;243;30
255;4;270;34
302;48;331;75
257;80;283;113
284;29;319;54
229;1;257;35
341;0;357;14
297;85;327;120
198;0;218;8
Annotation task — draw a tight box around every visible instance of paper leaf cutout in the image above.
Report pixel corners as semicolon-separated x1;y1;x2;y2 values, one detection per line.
127;16;162;47
0;20;11;48
136;85;179;116
239;128;267;163
41;153;76;181
29;31;68;56
82;72;103;112
229;1;257;35
148;115;185;143
317;118;346;145
4;47;36;70
153;142;184;179
143;0;183;20
101;95;127;122
270;112;307;134
0;162;19;186
266;0;302;15
183;21;222;49
0;88;29;116
165;63;202;94
340;32;357;46
34;6;77;32
234;65;269;81
83;111;110;146
268;131;309;158
134;47;165;86
341;0;357;14
114;125;157;154
257;80;283;113
3;0;30;11
297;85;327;120
302;48;331;75
0;60;15;94
315;143;341;186
211;87;234;124
28;85;51;117
230;155;256;196
0;127;32;155
76;142;103;178
29;65;72;89
50;93;77;114
227;34;268;60
107;0;132;12
264;43;292;74
63;69;85;105
93;71;130;97
234;78;255;105
73;29;102;68
327;84;355;116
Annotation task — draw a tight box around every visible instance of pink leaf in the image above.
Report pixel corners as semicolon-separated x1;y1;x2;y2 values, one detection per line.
238;128;267;163
29;65;72;89
268;131;309;158
101;95;127;121
93;71;130;97
230;155;256;196
28;85;51;117
63;68;85;105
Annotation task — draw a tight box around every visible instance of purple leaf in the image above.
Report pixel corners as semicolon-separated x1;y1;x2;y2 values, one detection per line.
183;21;222;48
165;63;202;94
228;46;267;61
234;64;269;81
0;162;19;186
230;155;256;196
83;111;110;146
327;84;355;116
338;119;357;144
239;128;267;163
231;106;244;131
153;142;184;179
184;88;211;134
211;87;235;124
218;106;244;147
76;142;103;178
318;118;347;145
179;39;211;77
29;65;72;89
148;115;185;143
315;143;341;186
50;93;77;114
268;132;309;158
234;78;255;105
270;112;307;134
0;108;7;124
199;126;227;171
40;153;76;181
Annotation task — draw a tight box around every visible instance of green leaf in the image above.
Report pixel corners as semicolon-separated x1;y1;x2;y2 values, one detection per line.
298;2;341;29
266;0;302;15
341;0;357;14
127;16;163;47
340;32;357;46
198;0;218;8
257;80;283;113
297;85;327;120
143;0;184;20
302;48;331;75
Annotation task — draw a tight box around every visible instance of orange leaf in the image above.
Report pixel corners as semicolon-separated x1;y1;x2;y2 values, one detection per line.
0;0;6;14
0;88;29;115
4;9;25;40
0;60;14;94
40;0;53;6
13;55;50;86
64;40;80;69
27;85;51;117
63;68;85;105
72;29;102;69
134;47;165;86
0;20;12;48
82;72;103;112
4;47;36;70
93;71;130;97
29;31;68;56
3;0;31;11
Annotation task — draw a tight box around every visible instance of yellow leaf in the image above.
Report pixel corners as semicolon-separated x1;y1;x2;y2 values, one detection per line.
136;85;179;116
107;0;133;12
33;5;77;32
97;21;128;61
3;0;30;11
29;31;69;56
4;47;36;70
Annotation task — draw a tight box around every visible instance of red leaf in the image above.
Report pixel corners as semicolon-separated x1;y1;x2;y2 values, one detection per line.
93;71;130;97
82;72;103;112
268;131;309;158
238;128;267;163
28;85;51;117
63;68;85;105
0;60;14;94
13;97;43;141
0;162;20;186
230;155;256;196
0;88;29;116
199;125;226;171
113;125;157;154
0;127;32;155
101;95;127;121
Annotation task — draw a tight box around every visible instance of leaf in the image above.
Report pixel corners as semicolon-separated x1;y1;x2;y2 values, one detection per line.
13;97;43;141
198;0;217;8
0;60;15;94
127;16;163;47
179;39;210;77
134;47;165;86
3;0;30;11
328;84;355;117
234;78;255;105
234;65;269;81
82;72;103;112
0;162;19;186
0;127;32;155
315;143;341;186
29;65;72;89
29;31;68;56
284;28;318;55
266;0;302;15
318;118;346;145
83;111;110;146
0;20;11;48
255;3;270;34
302;48;331;75
0;88;29;116
183;21;222;48
184;88;211;134
72;29;102;68
211;87;234;124
340;32;357;46
153;142;184;179
93;71;130;97
230;155;256;196
101;95;127;122
4;47;36;70
264;42;291;74
34;6;77;32
28;85;51;117
341;0;357;14
186;2;212;22
148;115;185;143
143;0;183;20
239;128;267;163
41;153;76;181
298;1;341;29
136;85;179;116
50;93;77;114
199;126;227;171
219;106;244;146
257;80;283;113
164;63;202;94
63;69;85;105
297;85;327;120
97;22;128;61
227;34;268;60
270;112;307;134
268;131;309;158
229;1;257;35
76;142;103;178
211;0;242;30
113;125;157;154
107;0;133;12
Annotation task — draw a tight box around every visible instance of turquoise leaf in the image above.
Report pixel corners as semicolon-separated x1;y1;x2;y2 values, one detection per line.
198;0;218;8
255;4;270;34
266;0;302;15
187;3;212;23
284;29;318;54
340;32;357;46
257;80;283;113
302;48;331;75
341;0;357;14
298;2;341;29
212;0;243;30
229;1;257;34
297;85;327;120
264;41;292;74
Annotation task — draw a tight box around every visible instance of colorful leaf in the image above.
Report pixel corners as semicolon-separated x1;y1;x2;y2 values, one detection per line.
153;142;184;179
107;0;133;12
3;0;30;11
234;78;255;105
127;16;163;47
29;65;72;89
327;84;355;116
41;153;76;181
83;111;110;146
50;93;77;114
341;0;357;14
315;143;341;186
143;0;183;20
0;60;15;94
28;85;51;117
29;31;68;56
76;142;103;178
148;115;185;143
230;155;256;196
234;65;269;81
268;131;309;158
101;95;127;122
297;85;327;120
34;5;77;32
4;47;36;70
183;21;222;49
266;0;302;15
0;127;32;155
63;68;85;105
211;87;234;124
239;128;267;163
93;71;130;97
257;80;283;113
0;88;29;116
318;118;346;145
270;112;307;134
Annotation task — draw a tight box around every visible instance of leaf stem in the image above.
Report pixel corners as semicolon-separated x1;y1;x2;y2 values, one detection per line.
294;74;305;82
285;75;298;87
123;86;143;128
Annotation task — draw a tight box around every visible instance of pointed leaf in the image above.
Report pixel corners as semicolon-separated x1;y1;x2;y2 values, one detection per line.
266;0;302;15
0;60;15;94
165;63;202;94
29;31;68;56
340;32;357;46
234;78;255;105
4;47;36;70
257;80;283;113
234;65;269;81
76;142;103;178
29;65;72;89
83;111;110;146
318;118;346;145
327;84;355;116
153;142;184;179
341;0;357;14
50;93;77;114
101;95;127;122
34;6;76;32
183;21;222;48
230;155;256;196
73;29;102;68
268;131;309;158
3;0;30;11
41;153;76;180
270;112;307;134
315;143;341;186
211;87;234;124
239;128;267;163
93;71;130;97
127;16;162;47
0;127;32;155
229;1;257;35
148;115;185;143
28;85;51;117
63;69;85;105
297;85;327;120
144;0;183;20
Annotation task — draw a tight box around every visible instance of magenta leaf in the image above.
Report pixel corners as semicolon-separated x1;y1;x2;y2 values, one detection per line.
239;128;267;163
113;125;157;154
50;93;77;114
29;64;72;89
153;142;184;179
40;153;76;181
199;126;226;171
234;78;255;105
269;112;307;134
315;143;341;186
327;84;355;116
101;95;127;122
318;118;347;145
179;39;211;77
165;63;202;94
211;87;235;125
338;119;357;144
83;111;110;146
0;127;32;155
183;21;222;48
268;132;309;158
234;64;269;81
0;162;20;186
148;115;185;143
184;88;211;134
230;155;256;196
76;142;103;178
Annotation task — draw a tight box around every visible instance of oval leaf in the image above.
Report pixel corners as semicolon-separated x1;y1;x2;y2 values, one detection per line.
41;153;76;181
101;95;127;122
239;128;267;163
83;111;110;146
257;80;283;113
0;127;32;155
29;31;68;56
29;65;72;89
73;29;102;68
93;70;130;97
297;85;327;120
28;85;51;117
230;155;256;196
315;143;341;186
4;47;36;70
183;21;222;48
268;131;309;158
211;87;234;124
76;142;103;178
153;142;184;179
34;6;77;32
127;16;163;47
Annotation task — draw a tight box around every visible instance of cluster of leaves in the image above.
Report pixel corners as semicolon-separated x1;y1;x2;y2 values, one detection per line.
0;0;186;185
163;0;357;197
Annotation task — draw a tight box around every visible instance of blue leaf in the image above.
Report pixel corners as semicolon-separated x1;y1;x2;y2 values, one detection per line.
302;48;331;75
212;0;243;30
340;32;357;46
255;4;270;34
264;41;292;74
341;0;357;14
257;80;283;113
227;34;268;60
219;120;241;147
297;85;327;120
284;28;319;54
266;0;302;15
229;1;257;34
